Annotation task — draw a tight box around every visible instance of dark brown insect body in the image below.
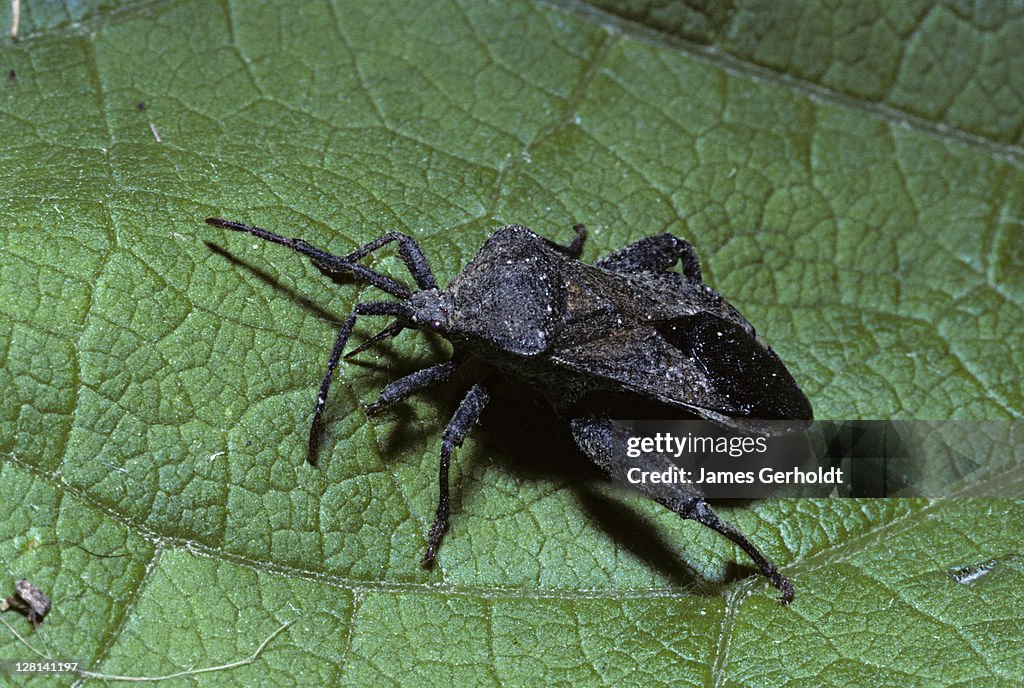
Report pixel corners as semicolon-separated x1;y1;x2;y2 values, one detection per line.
207;218;812;603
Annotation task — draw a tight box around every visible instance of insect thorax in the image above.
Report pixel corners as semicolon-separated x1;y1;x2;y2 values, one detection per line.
446;225;568;356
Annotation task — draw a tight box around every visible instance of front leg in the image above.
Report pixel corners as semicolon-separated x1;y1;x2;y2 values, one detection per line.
340;231;439;290
422;382;490;566
570;416;793;603
307;301;412;463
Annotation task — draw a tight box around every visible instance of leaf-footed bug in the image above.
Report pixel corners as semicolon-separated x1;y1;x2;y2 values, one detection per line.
206;218;812;603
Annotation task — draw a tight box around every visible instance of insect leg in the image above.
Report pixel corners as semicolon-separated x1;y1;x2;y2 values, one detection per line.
422;382;490;566
569;417;794;603
341;232;438;290
365;359;460;414
595;234;702;281
681;500;794;604
206;217;412;298
542;223;587;258
344;321;405;359
308;301;411;463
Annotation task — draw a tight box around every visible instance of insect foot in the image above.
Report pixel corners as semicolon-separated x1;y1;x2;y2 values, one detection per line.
206;218;811;600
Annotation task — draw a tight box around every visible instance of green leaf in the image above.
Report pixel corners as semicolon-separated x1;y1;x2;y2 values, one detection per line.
2;0;1022;685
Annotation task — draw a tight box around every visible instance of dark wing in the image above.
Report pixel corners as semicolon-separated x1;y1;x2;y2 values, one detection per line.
549;265;812;433
654;312;812;424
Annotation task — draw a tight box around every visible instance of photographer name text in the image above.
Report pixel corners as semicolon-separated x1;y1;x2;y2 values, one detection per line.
626;465;844;485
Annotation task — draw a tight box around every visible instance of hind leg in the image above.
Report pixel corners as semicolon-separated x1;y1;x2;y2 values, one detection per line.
570;416;793;603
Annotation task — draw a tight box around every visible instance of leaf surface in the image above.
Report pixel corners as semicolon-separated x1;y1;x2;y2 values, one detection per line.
1;0;1022;685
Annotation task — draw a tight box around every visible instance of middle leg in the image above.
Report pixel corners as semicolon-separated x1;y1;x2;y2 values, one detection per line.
365;359;461;414
422;382;490;566
595;233;702;281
